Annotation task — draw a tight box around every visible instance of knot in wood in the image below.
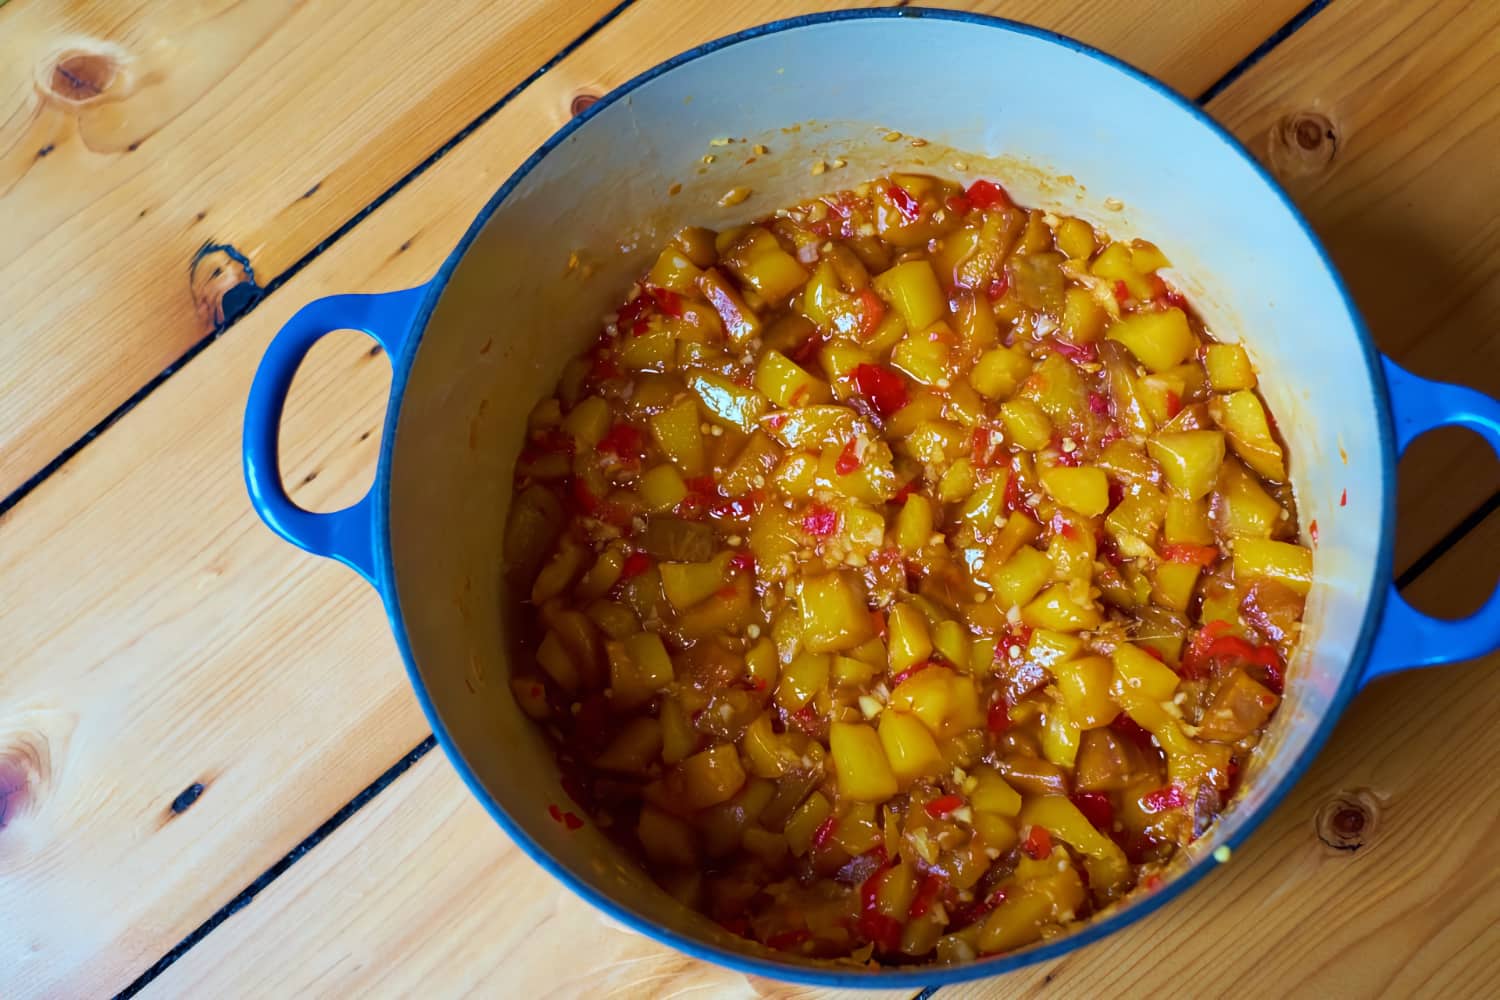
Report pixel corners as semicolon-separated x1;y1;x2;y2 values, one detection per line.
570;92;599;118
0;737;48;834
1316;787;1381;854
1268;110;1339;179
44;50;120;105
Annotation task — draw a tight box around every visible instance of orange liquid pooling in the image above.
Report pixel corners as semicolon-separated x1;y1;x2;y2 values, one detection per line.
504;173;1310;966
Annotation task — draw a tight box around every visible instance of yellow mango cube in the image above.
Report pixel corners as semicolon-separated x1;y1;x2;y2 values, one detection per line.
1205;343;1257;391
798;571;875;652
989;546;1053;608
1040;465;1110;517
830;722;899;801
1053;655;1119;729
776;651;830;710
650;398;707;476
1111;643;1180;701
1022;584;1103;632
970;346;1033;400
999;398;1053;451
1234;538;1314;595
672;744;746;811
887;603;933;674
639;464;688;513
1106;308;1197;373
890;665;956;732
873;259;946;332
878;710;944;784
755;349;832;408
1149;430;1226;500
1210;391;1287;482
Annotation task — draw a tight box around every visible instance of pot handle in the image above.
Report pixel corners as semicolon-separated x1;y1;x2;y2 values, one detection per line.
242;286;428;585
1364;356;1500;683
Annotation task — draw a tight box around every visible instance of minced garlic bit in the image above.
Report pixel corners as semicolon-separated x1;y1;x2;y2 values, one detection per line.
882;131;903;142
1213;845;1232;863
753;143;769;155
718;186;752;207
831;157;847;169
858;694;883;719
701;154;716;165
952;160;969;171
745;623;761;639
810;160;827;176
909;137;928;147
709;137;732;146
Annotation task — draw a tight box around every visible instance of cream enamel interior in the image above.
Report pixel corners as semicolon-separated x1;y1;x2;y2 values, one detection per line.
385;16;1385;973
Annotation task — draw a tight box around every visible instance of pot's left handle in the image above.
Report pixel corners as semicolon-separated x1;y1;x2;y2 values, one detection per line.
242;286;428;586
1364;357;1500;682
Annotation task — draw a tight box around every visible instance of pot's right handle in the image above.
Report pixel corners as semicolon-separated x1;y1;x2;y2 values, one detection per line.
242;286;428;586
1364;357;1500;683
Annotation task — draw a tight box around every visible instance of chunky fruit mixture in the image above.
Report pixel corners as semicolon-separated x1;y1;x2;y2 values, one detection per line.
504;172;1311;965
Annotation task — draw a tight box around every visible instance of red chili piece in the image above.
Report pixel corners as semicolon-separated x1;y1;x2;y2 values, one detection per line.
1088;391;1111;416
561;811;584;831
1165;389;1182;418
1141;785;1186;814
1112;280;1130;306
986;697;1011;734
571;477;600;515
924;794;964;819
1159;542;1220;567
597;423;644;462
1309;519;1320;545
856;848;903;951
858;288;887;338
1072;792;1114;830
986;270;1010;301
812;815;839;851
965;179;1011;210
650;286;683;317
1050;338;1098;365
620;552;652;580
729;551;756;574
834;437;863;476
1340;488;1348;507
802;503;839;537
945;193;972;215
888;659;932;689
886;183;923;224
851;363;909;418
908;872;946;919
1022;825;1053;860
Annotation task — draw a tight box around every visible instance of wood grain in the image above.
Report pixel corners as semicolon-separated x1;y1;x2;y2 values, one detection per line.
1206;0;1500;572
0;0;622;500
137;750;918;1000
1;0;1451;997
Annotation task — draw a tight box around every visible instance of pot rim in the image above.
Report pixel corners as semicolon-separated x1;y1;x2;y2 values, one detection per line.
372;7;1393;987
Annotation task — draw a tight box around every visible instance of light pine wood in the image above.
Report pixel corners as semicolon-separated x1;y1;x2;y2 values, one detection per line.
1;0;1484;997
1207;0;1500;572
138;750;919;1000
0;0;622;499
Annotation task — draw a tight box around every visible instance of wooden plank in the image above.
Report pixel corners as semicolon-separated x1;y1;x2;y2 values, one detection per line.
0;1;1312;996
0;0;623;500
935;513;1500;997
138;751;918;1000
1206;0;1500;572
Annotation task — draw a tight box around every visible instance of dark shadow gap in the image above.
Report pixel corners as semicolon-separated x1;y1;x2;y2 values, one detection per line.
112;737;437;1000
1195;0;1334;105
0;0;639;521
1396;490;1500;592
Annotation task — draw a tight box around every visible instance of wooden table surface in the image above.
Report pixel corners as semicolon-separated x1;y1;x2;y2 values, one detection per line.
2;1;1496;997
